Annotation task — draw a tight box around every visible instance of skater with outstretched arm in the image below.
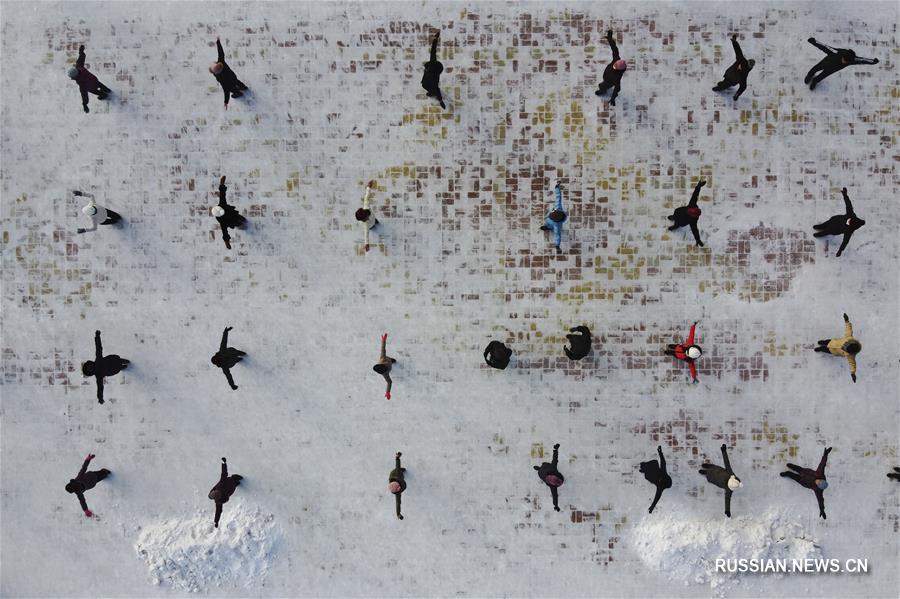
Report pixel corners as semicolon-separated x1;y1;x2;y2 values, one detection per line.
813;187;865;257
355;180;379;252
82;330;129;404
75;191;122;234
640;445;673;514
212;176;247;250
664;321;702;382
534;443;565;512
564;326;591;360
539;180;567;251
805;37;878;90
781;447;831;519
667;180;706;247
713;36;755;101
389;452;407;520
699;444;742;517
211;327;246;390
65;453;110;517
210;38;248;109
421;32;446;109
68;45;111;113
209;457;243;528
814;313;861;382
595;30;627;105
484;340;512;370
373;333;396;399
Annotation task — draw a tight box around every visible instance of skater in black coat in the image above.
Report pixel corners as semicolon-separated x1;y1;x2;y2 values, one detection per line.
713;36;755;101
68;45;111;113
484;340;512;370
209;457;243;528
595;30;627;106
421;32;446;109
699;444;742;517
780;447;831;519
210;38;248;109
534;443;565;512
640;445;673;514
805;38;878;90
888;467;900;482
65;453;110;518
813;187;865;257
212;176;247;250
668;180;706;246
211;327;245;390
82;330;129;404
564;326;591;360
389;452;407;520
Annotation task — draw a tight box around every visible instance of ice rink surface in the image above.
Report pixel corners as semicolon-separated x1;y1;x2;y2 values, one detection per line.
1;1;898;597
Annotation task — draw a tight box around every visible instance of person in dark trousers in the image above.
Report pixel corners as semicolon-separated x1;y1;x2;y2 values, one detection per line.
813;187;865;257
595;30;626;106
210;38;248;109
373;333;396;399
699;444;742;518
82;330;129;404
421;32;446;109
814;313;860;382
713;36;755;101
68;45;111;113
664;321;702;383
668;180;706;247
888;467;900;482
65;453;110;518
780;447;831;519
211;327;245;390
640;445;673;514
74;191;122;234
534;443;565;512
212;176;247;250
805;38;878;90
389;452;407;520
564;326;591;360
209;457;243;528
484;340;512;370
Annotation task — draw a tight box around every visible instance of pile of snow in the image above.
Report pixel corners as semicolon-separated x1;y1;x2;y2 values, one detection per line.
630;509;822;593
134;503;283;592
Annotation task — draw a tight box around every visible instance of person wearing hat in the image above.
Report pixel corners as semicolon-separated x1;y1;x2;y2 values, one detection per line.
564;325;591;361
389;452;407;520
373;333;396;399
65;452;110;518
75;191;121;234
534;443;565;512
539;180;567;251
212;176;246;250
780;447;831;519
813;187;865;257
713;35;756;101
211;326;246;390
421;31;446;110
595;30;627;106
664;321;702;383
814;313;861;382
484;340;512;370
209;457;243;528
210;38;248;110
355;180;379;252
640;445;673;514
699;444;742;518
667;180;706;247
68;45;111;114
805;37;878;91
82;330;129;405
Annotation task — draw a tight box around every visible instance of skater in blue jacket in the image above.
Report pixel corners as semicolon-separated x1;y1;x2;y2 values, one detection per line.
539;181;567;251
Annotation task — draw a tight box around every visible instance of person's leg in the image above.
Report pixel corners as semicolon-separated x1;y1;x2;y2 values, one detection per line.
712;80;733;91
810;66;839;89
805;59;828;84
780;472;802;483
595;81;612;96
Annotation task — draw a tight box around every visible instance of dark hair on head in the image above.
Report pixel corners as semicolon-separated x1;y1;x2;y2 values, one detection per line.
65;481;81;493
373;363;388;374
844;341;861;354
549;210;566;223
82;361;95;376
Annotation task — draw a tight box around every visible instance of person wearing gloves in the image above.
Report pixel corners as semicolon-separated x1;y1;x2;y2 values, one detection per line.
211;327;246;390
212;176;247;250
65;453;110;518
595;30;627;105
667;180;706;247
805;37;879;90
534;443;565;512
640;445;673;514
75;191;121;234
389;452;407;520
814;313;861;382
373;333;397;399
699;444;742;518
68;45;111;113
484;340;512;370
82;330;129;404
780;447;832;519
209;457;243;528
355;180;379;252
664;321;702;382
539;180;567;251
210;38;248;109
564;325;591;361
812;187;865;257
712;36;755;101
421;31;446;109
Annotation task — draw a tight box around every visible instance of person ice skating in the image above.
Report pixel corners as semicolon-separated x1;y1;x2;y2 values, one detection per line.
699;444;742;518
780;447;831;519
564;326;591;361
389;452;407;520
421;32;446;109
484;340;512;370
813;187;865;257
814;313;861;383
595;30;626;106
210;38;248;109
65;453;110;518
664;321;702;383
534;443;565;512
539;180;567;251
805;37;878;90
355;180;379;252
75;191;121;234
211;176;247;250
712;36;755;101
667;180;706;247
888;467;900;482
209;457;243;528
640;445;673;514
82;330;129;404
211;327;246;390
373;333;396;399
68;45;111;114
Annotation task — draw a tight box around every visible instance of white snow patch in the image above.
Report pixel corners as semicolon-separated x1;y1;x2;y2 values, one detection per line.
134;503;282;592
630;509;822;594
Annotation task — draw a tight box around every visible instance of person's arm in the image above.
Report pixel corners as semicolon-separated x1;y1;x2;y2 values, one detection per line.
847;354;857;383
395;492;403;519
816;447;831;476
219;177;227;207
733;79;747;101
648;485;664;513
78;454;93;477
609;81;620;106
550;485;560;511
380;333;387;361
852;55;879;65
814;489;826;519
554;183;563;212
214;502;223;527
686;322;697;346
93;330;103;359
77;492;90;514
362;184;372;210
221;457;228;481
841;187;854;215
216;38;225;63
689;221;703;246
220;327;230;351
384;372;392;398
689;180;705;206
223;86;230;108
554;222;562;249
835;230;853;257
79;212;99;233
731;36;746;64
807;38;835;54
429;34;439;63
96;374;104;403
77;45;86;68
81;87;90;112
721;444;732;473
689;360;698;381
607;30;620;61
395;452;402;470
219;220;231;249
657;446;666;470
724;489;732;517
842;313;853;338
551;443;559;467
223;368;237;390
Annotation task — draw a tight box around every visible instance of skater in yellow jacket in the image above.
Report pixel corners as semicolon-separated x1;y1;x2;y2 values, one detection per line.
814;313;861;382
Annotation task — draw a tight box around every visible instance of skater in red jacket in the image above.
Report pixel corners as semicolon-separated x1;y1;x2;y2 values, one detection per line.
780;447;831;519
664;321;702;382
